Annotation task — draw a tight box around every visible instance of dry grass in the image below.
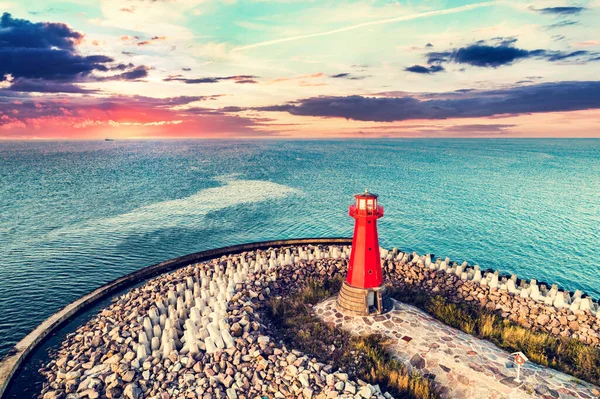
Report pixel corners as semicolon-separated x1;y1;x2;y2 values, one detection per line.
391;288;600;386
266;279;439;399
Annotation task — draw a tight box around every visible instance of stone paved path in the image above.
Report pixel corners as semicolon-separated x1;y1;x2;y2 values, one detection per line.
315;298;600;399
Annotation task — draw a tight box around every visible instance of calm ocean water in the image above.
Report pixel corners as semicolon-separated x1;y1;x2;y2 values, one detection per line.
1;139;599;360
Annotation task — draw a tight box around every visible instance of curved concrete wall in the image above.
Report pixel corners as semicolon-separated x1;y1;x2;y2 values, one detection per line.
0;237;351;398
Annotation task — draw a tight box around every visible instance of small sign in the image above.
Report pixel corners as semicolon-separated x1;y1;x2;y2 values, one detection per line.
511;352;529;382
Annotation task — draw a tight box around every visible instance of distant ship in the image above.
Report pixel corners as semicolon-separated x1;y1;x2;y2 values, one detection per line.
104;138;114;142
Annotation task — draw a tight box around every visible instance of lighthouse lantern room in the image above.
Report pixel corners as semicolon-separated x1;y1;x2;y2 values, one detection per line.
337;189;391;316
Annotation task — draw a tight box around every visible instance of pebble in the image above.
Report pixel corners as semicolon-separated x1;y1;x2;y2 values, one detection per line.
37;245;386;399
38;244;599;399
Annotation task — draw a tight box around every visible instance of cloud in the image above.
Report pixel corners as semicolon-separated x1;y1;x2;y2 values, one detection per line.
405;65;444;74
534;6;586;15
137;36;167;46
0;93;271;137
424;38;598;68
96;65;150;81
330;73;369;80
268;73;324;85
4;78;99;93
234;79;258;84
0;13;149;88
0;94;211;121
254;81;600;122
163;75;259;84
545;50;589;61
546;20;579;29
0;12;82;51
572;40;600;47
0;13;110;81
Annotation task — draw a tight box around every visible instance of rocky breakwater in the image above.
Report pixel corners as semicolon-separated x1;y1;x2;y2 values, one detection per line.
381;249;600;346
38;245;392;399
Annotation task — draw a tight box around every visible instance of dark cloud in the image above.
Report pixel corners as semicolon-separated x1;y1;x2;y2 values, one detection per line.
405;65;444;74
0;12;111;82
330;73;369;80
546;20;578;29
535;6;586;15
0;13;149;88
425;43;433;47
545;50;589;61
163;75;259;84
112;63;135;71
0;12;81;51
426;45;541;68
108;65;149;81
4;78;98;93
254;81;600;122
182;68;192;71
234;79;258;84
423;39;598;68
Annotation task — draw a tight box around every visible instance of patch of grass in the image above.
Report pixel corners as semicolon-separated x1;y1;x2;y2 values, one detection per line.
266;278;438;399
391;288;600;386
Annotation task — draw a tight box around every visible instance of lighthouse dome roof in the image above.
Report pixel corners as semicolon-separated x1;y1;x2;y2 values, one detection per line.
355;188;378;199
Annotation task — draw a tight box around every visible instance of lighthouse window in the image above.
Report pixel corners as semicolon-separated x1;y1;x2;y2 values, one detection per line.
359;199;366;210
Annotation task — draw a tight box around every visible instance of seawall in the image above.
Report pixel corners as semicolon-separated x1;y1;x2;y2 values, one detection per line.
0;237;352;399
383;249;600;346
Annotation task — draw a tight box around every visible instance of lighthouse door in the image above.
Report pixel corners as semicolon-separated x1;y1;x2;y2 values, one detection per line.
367;291;375;307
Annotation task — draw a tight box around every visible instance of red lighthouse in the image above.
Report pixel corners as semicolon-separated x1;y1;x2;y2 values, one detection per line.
337;190;391;315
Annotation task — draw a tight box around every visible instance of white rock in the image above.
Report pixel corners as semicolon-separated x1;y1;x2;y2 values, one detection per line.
553;292;565;309
580;297;592;311
489;273;499;289
221;329;235;349
473;268;482;283
506;279;517;294
136;344;148;361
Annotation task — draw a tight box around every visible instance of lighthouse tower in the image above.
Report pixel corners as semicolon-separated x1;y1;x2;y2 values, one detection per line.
337;190;391;315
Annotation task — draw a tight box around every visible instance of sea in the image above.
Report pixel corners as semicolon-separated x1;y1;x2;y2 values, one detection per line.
1;139;599;361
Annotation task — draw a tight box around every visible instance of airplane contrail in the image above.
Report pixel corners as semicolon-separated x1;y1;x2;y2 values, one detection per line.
233;1;496;52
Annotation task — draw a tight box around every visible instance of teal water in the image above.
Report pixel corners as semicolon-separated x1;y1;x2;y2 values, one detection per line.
1;139;599;359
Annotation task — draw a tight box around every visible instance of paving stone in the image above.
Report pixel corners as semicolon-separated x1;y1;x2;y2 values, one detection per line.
314;298;600;399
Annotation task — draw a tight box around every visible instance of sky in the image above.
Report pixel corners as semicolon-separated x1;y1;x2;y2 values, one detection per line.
0;0;599;139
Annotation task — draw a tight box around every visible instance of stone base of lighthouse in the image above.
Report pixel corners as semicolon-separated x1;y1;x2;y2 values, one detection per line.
336;281;392;316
